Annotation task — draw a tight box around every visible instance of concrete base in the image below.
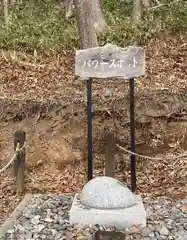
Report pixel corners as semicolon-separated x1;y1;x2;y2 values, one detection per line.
69;193;146;229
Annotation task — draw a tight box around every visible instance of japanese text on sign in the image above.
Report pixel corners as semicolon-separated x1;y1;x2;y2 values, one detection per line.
75;44;145;79
82;57;138;69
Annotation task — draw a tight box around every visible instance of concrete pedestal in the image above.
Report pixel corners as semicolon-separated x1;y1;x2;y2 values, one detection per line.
69;193;146;229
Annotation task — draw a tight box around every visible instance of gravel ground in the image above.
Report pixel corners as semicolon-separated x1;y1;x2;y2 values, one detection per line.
2;194;187;240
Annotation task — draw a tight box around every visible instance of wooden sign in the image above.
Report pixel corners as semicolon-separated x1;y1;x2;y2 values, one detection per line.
75;44;145;79
94;230;125;240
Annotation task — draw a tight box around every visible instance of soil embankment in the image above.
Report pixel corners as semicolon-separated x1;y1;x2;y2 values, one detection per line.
0;35;187;224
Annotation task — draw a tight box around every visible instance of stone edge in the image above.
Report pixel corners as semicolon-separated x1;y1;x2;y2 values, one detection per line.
0;194;34;239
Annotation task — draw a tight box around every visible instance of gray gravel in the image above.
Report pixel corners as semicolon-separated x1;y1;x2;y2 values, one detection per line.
2;194;187;240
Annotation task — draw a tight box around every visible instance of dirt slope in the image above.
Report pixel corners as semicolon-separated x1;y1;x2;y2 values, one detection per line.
0;34;187;224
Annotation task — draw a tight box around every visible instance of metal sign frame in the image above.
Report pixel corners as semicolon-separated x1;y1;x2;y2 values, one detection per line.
86;77;136;192
75;44;145;193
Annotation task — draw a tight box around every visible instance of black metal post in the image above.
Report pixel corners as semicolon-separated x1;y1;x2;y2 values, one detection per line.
129;78;136;192
87;78;93;181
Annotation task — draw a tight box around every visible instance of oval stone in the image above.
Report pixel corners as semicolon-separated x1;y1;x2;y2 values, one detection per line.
79;176;136;209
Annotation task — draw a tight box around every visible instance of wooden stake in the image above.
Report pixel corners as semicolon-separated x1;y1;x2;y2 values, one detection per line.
14;131;26;193
104;131;116;177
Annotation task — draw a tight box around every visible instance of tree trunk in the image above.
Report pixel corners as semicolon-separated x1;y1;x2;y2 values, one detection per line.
75;0;98;49
74;0;106;49
133;0;141;24
89;0;106;35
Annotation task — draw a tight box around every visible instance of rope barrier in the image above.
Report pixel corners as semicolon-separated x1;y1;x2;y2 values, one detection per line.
0;141;186;174
0;143;25;174
116;144;187;160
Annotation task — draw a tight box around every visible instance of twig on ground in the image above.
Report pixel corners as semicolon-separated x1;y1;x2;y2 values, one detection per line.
149;3;165;10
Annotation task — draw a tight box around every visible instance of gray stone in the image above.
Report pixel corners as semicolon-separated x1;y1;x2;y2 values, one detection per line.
7;229;14;234
172;232;184;240
23;223;33;231
60;236;66;240
141;227;152;237
134;234;142;240
160;235;167;239
92;225;99;232
24;213;31;219
51;208;58;214
176;204;181;208
149;232;155;238
184;223;187;230
79;176;136;209
171;206;180;215
158;226;169;236
3;194;187;240
44;217;53;223
36;224;45;232
58;210;65;216
31;215;40;225
25;231;33;238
